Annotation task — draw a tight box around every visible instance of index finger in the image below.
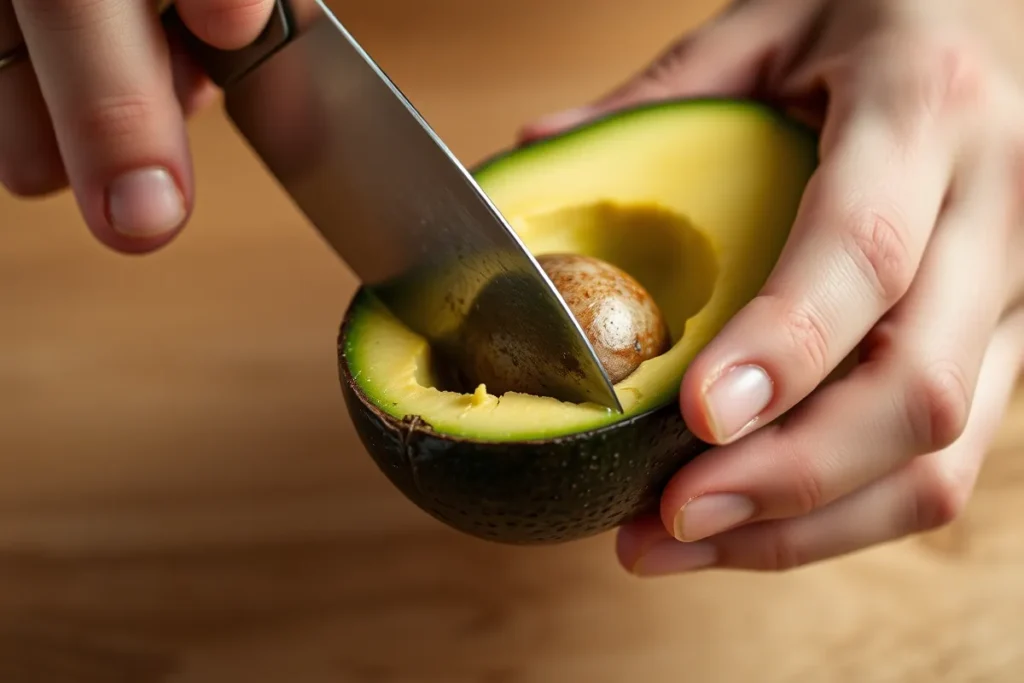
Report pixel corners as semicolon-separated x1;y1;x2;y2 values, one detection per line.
680;85;955;445
13;0;192;250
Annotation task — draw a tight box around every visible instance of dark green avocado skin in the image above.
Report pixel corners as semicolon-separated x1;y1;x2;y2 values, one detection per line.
337;299;711;545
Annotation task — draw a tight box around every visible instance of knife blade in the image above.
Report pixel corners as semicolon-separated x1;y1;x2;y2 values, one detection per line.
163;0;622;412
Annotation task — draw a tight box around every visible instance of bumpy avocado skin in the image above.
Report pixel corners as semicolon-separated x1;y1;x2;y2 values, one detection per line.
338;304;709;544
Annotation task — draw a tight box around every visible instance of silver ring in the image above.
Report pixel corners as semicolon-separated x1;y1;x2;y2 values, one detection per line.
0;43;28;73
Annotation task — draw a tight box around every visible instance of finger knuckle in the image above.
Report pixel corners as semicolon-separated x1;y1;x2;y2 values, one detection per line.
907;360;972;451
778;442;826;516
910;458;969;532
920;39;992;114
756;521;808;572
71;93;165;146
869;32;992;122
840;204;915;306
777;300;832;377
21;0;113;32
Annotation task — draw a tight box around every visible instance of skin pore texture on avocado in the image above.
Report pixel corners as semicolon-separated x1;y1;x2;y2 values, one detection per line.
341;99;818;442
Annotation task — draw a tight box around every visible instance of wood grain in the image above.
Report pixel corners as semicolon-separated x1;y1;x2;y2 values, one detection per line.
1;1;1023;681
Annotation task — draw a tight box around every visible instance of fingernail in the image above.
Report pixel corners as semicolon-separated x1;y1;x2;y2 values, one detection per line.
107;167;185;238
673;493;756;541
632;539;717;576
703;364;773;442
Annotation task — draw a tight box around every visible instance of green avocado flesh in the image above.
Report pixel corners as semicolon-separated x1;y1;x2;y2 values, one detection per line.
343;99;817;440
338;98;817;543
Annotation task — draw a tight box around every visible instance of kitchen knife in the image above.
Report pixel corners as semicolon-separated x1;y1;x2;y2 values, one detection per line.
163;0;623;412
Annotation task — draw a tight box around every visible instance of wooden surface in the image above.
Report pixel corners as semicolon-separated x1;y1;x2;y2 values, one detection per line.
2;1;1024;681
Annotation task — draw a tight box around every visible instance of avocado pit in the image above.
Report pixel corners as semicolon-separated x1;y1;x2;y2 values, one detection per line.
537;253;670;384
434;251;672;403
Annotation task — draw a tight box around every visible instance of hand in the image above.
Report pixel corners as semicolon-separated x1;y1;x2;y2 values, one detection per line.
522;0;1024;575
0;0;276;253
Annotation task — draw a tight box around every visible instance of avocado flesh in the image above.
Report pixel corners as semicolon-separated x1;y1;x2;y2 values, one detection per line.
338;99;817;544
342;99;817;441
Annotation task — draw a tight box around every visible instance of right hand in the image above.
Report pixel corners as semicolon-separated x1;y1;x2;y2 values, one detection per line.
0;0;276;253
522;0;1024;576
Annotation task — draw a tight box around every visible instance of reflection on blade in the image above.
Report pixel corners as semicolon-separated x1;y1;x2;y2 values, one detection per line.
219;0;622;411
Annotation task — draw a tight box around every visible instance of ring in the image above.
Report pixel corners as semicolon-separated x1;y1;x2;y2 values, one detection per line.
0;43;28;73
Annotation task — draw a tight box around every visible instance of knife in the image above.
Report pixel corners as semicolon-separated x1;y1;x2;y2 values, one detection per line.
161;0;622;412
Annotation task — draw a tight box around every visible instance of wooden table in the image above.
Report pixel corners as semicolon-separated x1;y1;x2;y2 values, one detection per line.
2;1;1023;680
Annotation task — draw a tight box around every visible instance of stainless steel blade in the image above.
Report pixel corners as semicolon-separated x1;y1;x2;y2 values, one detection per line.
165;0;622;412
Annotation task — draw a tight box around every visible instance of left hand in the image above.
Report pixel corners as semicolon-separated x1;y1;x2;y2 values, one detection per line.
521;0;1024;575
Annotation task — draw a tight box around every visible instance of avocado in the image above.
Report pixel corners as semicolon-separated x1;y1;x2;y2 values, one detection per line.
337;99;818;544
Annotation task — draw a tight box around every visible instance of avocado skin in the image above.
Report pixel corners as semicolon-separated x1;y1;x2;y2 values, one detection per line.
334;98;818;544
338;302;709;545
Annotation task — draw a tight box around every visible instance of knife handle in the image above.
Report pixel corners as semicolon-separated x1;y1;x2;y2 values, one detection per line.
161;0;296;89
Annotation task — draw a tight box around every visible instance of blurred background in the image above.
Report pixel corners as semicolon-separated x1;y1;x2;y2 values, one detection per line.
2;0;1024;680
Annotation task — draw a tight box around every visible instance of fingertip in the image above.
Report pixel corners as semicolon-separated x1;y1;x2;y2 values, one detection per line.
679;379;716;445
678;303;783;446
0;56;68;198
86;216;189;255
167;27;220;117
175;0;276;51
91;225;187;255
614;528;643;573
516;82;670;145
659;480;690;538
679;355;723;444
655;436;748;537
77;158;194;255
67;126;197;255
516;106;598;145
0;153;67;198
657;465;701;539
615;516;672;572
181;80;221;118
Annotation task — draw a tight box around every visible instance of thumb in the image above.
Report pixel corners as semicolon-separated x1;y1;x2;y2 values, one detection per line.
518;0;804;144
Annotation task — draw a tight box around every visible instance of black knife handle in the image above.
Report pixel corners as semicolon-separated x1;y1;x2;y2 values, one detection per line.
162;0;295;89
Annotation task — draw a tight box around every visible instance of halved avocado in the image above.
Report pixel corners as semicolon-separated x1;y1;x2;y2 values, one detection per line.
338;98;818;544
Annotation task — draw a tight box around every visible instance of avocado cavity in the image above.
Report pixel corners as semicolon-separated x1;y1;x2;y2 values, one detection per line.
342;99;817;443
420;201;715;403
